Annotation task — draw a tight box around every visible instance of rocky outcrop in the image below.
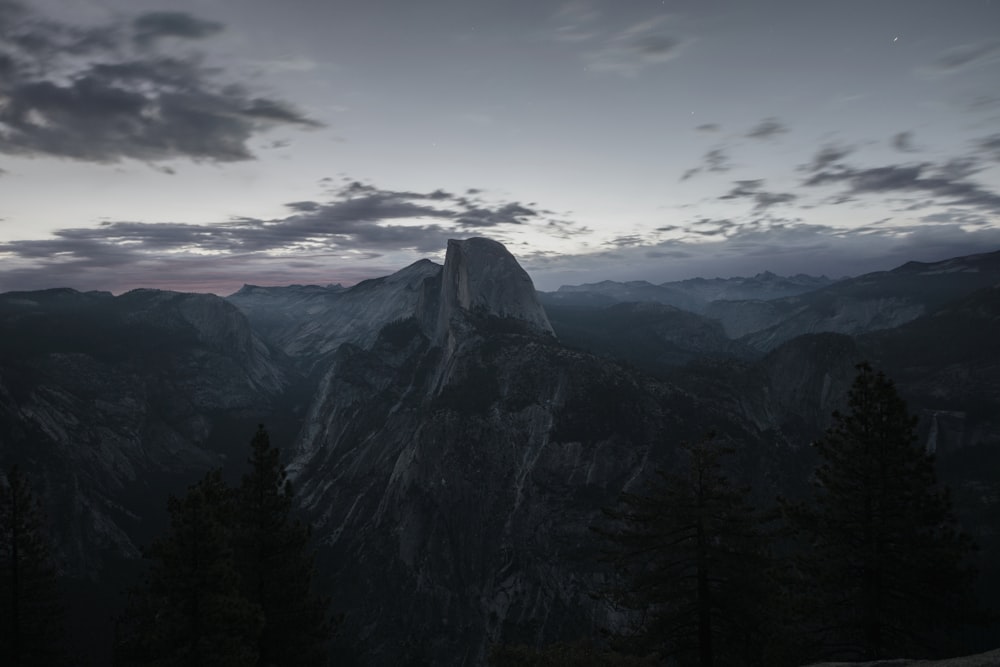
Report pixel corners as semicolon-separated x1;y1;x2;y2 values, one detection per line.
436;238;554;343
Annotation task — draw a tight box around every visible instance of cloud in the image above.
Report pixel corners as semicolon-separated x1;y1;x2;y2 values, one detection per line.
0;182;587;292
0;3;321;164
680;147;731;181
574;14;689;76
976;134;1000;162
804;161;1000;214
719;179;797;211
695;123;720;133
132;11;223;47
892;131;918;153
552;1;601;43
926;40;1000;75
802;144;854;172
746;117;789;140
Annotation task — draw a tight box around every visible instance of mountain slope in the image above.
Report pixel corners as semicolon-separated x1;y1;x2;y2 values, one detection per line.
0;288;287;573
548;271;835;313
227;258;442;362
717;249;1000;351
543;300;752;373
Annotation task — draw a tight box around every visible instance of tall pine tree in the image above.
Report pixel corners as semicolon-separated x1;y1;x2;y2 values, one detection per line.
0;465;65;667
595;434;775;667
796;361;979;659
117;470;262;667
233;424;333;667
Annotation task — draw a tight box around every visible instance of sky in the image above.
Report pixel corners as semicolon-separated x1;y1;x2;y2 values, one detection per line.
1;0;999;294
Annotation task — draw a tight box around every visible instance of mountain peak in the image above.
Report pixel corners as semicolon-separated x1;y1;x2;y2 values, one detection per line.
436;238;554;340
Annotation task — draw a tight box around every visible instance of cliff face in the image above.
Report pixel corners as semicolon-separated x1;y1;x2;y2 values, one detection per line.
288;318;762;665
436;237;554;343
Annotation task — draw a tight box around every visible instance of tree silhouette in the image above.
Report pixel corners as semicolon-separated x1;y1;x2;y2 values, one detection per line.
233;424;333;667
795;361;979;659
117;470;262;666
595;434;775;667
116;426;334;666
0;465;65;667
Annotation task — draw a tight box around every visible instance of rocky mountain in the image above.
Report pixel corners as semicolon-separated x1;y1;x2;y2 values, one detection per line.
0;239;998;664
227;258;441;363
711;249;1000;350
0;288;287;574
283;243;768;664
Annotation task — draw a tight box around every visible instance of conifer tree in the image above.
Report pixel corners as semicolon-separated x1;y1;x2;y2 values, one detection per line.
117;470;262;666
233;424;333;667
796;361;978;659
595;434;775;667
0;465;65;667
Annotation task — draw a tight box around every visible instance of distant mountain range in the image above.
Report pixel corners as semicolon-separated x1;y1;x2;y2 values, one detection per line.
1;240;998;664
546;270;837;312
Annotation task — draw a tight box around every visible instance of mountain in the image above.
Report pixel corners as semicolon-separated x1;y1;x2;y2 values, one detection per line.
227;258;442;363
285;243;767;664
0;240;998;664
547;271;836;313
0;288;286;573
713;249;1000;350
541;300;752;373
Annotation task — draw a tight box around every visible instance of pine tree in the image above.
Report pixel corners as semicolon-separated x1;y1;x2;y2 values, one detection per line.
233;424;333;667
117;470;262;666
0;465;65;667
797;361;979;659
595;434;775;667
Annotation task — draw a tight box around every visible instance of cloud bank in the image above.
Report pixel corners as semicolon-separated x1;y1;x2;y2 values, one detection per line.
0;1;321;164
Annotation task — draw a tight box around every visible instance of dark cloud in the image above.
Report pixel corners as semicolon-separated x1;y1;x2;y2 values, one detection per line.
456;202;538;227
606;234;645;247
285;201;322;212
746;117;789;140
133;11;223;47
695;123;720;133
892;131;917;152
0;182;586;292
802;144;854;172
0;3;321;164
719;179;797;211
804;161;1000;214
680;147;731;181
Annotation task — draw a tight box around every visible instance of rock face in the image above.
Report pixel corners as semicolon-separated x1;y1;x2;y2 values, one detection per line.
436;237;554;342
228;258;442;363
287;314;760;666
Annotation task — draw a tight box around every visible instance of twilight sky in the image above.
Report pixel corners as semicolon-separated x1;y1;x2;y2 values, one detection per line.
1;0;999;294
